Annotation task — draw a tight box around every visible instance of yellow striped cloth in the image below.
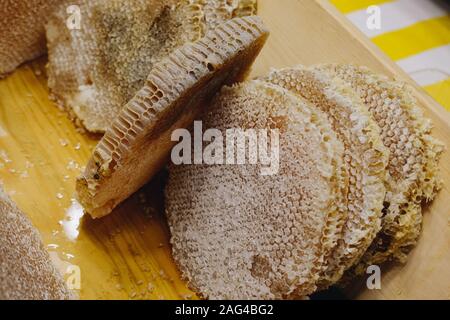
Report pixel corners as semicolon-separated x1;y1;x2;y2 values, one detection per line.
331;0;450;111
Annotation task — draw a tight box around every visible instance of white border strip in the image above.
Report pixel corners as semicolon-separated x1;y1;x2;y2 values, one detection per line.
397;45;450;86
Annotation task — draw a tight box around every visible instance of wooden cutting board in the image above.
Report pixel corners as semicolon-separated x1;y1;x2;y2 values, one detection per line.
0;0;448;300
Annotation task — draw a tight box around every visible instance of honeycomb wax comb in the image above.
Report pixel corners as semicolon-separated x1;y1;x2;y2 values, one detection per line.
76;16;269;218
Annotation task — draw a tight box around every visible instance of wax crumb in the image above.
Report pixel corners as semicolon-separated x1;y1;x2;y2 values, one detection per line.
20;171;29;178
59;139;69;147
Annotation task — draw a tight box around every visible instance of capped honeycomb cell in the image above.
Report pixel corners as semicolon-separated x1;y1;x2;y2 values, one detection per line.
234;0;258;17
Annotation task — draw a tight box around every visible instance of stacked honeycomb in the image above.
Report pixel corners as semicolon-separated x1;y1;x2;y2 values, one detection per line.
164;65;444;298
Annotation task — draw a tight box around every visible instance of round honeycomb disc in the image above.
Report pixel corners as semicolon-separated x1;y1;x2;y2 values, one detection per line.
319;64;444;275
262;66;389;287
166;80;346;299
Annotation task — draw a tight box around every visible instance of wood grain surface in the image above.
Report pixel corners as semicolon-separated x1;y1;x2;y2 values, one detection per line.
0;0;448;300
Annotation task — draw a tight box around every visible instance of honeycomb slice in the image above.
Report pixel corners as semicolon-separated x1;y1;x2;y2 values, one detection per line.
0;188;73;300
76;16;269;218
0;0;62;76
166;80;345;299
262;66;389;288
47;0;195;132
46;0;257;133
319;64;445;275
